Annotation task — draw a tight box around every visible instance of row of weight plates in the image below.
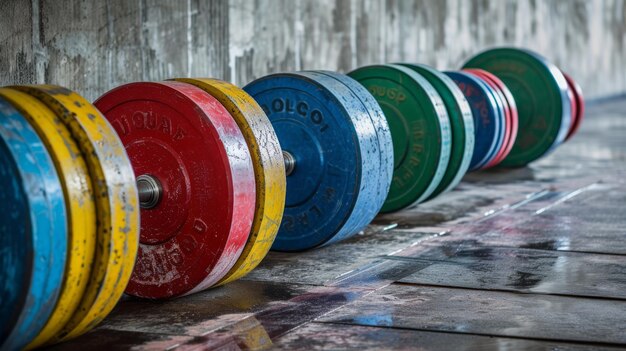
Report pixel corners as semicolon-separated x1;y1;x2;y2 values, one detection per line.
0;86;139;350
0;48;586;348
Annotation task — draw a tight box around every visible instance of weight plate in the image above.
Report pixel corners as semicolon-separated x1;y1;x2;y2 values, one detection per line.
348;64;451;212
563;73;584;141
95;81;255;298
0;89;96;349
311;70;393;229
173;78;285;286
508;98;520;159
463;69;513;168
245;73;365;250
14;85;139;341
399;63;474;198
463;47;571;167
0;107;30;347
564;79;578;141
444;71;501;171
298;71;387;244
0;98;67;351
522;49;572;152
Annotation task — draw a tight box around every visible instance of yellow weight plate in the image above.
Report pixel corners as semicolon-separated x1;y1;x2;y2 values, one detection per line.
13;85;139;342
175;78;286;285
0;88;96;349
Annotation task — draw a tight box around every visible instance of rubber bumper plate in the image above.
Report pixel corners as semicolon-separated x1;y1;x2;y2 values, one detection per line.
245;72;387;250
95;81;255;298
309;70;393;235
563;72;584;141
444;71;502;171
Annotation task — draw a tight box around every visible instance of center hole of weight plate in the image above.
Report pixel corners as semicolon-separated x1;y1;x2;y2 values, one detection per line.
137;174;163;209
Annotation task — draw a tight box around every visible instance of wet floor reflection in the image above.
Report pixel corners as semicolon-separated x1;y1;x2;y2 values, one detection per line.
396;240;626;299
319;284;626;345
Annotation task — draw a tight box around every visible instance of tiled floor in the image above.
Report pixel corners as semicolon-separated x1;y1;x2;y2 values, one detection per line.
52;98;626;350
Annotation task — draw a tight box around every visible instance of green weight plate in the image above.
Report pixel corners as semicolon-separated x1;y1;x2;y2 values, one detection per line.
463;47;570;167
349;64;451;213
398;63;474;199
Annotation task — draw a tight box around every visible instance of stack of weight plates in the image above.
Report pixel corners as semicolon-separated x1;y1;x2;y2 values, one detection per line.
0;86;139;349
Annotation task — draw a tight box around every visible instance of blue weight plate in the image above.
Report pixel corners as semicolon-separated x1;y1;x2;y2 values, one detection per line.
245;73;365;251
465;73;504;170
311;70;393;231
0;109;31;345
521;48;572;152
0;98;67;350
300;71;391;244
444;71;501;171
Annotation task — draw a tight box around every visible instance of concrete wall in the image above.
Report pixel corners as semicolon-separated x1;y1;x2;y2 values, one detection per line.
1;0;624;101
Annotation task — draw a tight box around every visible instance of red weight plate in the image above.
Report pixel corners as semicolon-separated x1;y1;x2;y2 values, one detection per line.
469;69;519;168
564;80;578;139
94;81;255;299
563;73;585;141
507;92;519;160
464;69;512;168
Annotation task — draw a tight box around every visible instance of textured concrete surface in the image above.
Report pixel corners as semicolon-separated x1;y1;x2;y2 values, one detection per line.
49;97;626;350
1;0;626;101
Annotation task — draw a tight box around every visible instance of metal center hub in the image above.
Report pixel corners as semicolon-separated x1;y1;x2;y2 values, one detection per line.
283;150;296;176
137;174;162;209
